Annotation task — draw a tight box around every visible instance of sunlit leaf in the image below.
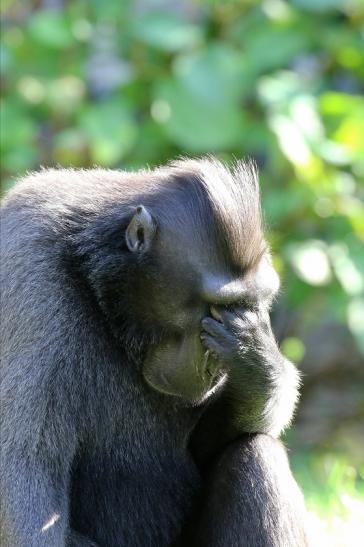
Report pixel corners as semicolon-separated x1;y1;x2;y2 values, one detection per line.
258;71;303;108
319;93;364;162
131;13;202;52
329;243;364;296
269;113;312;166
287;240;332;286
347;298;364;355
28;11;74;49
281;337;306;363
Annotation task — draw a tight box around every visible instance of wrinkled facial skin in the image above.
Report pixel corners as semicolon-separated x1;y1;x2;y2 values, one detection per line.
143;333;222;404
139;218;279;405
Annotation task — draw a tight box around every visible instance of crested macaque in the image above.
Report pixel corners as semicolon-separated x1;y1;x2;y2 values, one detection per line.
0;158;308;546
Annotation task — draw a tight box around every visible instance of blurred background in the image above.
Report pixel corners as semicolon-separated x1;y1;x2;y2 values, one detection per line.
1;0;363;544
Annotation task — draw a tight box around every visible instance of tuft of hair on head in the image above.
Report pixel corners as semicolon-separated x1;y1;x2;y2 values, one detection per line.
166;156;266;272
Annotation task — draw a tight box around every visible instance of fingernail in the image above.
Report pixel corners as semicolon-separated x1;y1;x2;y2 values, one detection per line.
210;306;223;323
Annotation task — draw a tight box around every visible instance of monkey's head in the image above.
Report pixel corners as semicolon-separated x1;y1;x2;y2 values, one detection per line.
83;158;279;404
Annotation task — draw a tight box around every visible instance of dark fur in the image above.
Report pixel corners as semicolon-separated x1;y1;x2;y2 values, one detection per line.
0;159;307;546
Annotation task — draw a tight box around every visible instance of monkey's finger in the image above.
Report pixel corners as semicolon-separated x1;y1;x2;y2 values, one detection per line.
201;318;236;349
220;308;258;329
210;306;223;323
200;333;229;360
201;317;228;339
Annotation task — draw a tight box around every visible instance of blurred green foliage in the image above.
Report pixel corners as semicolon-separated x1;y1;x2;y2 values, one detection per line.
1;0;364;536
292;450;364;546
1;0;363;359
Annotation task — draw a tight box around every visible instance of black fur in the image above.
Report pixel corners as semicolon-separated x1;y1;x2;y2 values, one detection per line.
0;159;308;546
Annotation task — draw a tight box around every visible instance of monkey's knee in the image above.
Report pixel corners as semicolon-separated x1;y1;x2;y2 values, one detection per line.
210;434;309;546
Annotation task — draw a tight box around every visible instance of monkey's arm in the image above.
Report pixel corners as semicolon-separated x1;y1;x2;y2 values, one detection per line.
0;358;97;547
191;307;299;465
187;311;307;546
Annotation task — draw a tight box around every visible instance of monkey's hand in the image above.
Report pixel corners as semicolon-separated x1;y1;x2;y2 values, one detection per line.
200;307;299;437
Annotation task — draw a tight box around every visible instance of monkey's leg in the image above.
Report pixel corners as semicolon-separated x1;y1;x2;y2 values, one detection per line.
182;434;308;547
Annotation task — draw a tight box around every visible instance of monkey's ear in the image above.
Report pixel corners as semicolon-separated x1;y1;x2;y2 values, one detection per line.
125;205;156;253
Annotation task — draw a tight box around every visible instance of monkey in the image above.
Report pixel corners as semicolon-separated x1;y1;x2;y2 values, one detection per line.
0;157;308;546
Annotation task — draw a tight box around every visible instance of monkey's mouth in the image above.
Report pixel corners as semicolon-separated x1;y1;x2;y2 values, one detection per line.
201;349;220;381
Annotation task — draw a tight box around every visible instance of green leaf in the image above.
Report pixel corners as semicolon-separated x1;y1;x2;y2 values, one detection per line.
347;298;364;355
0;44;12;75
53;129;87;167
244;25;310;73
0;100;35;152
262;187;310;224
154;78;244;152
79;101;138;165
28;11;74;49
173;43;250;103
320;93;364;162
131;13;202;52
292;0;350;13
2;147;38;175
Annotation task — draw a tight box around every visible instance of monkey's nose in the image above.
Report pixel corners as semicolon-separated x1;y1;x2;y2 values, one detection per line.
202;274;247;305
